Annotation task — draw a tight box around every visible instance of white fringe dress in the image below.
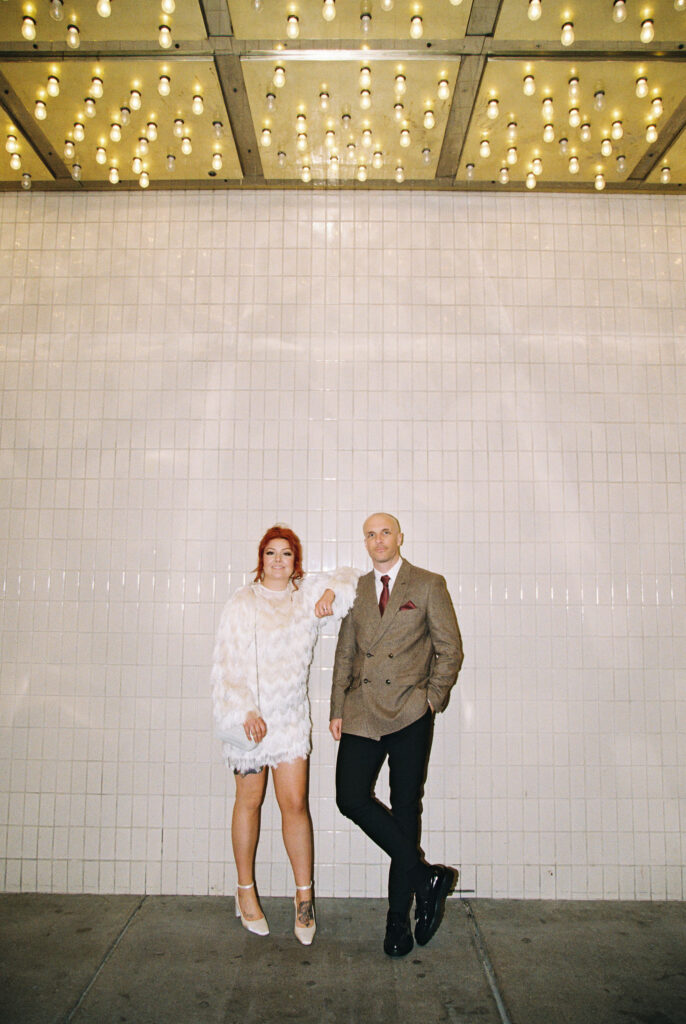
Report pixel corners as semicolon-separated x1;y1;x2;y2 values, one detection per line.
211;568;360;773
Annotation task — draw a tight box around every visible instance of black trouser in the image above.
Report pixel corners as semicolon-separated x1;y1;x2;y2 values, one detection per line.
335;709;433;915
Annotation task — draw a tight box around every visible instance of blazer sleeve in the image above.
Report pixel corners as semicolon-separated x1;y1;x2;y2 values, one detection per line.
426;574;464;714
330;606;357;720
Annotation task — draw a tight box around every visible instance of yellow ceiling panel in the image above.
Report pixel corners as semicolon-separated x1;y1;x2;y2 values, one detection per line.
2;117;53;183
0;0;207;45
647;125;686;185
228;0;473;42
495;0;686;43
0;58;242;184
243;56;459;182
457;58;686;188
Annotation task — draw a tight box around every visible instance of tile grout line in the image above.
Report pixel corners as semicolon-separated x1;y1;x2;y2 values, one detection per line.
63;895;147;1024
462;899;514;1024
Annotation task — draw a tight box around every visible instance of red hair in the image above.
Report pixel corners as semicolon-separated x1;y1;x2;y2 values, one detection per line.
253;526;304;587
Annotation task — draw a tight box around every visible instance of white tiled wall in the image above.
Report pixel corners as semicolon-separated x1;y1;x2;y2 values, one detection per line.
1;189;684;899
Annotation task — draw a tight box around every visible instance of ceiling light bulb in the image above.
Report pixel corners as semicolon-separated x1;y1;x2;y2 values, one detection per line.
542;97;553;119
479;138;490;158
372;150;383;169
192;94;204;115
465;163;474;179
266;92;276;111
50;0;64;21
21;16;36;41
277;150;286;167
10;153;21;170
71;163;82;180
212;152;223;171
395;74;406;95
147;122;158;141
395;165;405;182
35;100;47;120
109;122;121;142
568;76;579;100
561;21;574;45
90;76;103;99
47;75;60;97
161;0;176;12
360;12;371;32
543;123;554;142
569;155;579;173
526;171;536;189
410;15;423;38
138;136;149;155
181;136;192;154
63;139;75;158
616;154;626;172
360;89;371;109
532;156;542;174
523;74;536;96
381;0;394;9
394;103;404;121
357;164;367;181
301;165;311;183
611;120;623;140
359;66;371;88
400;128;410;147
66;24;80;48
132;155;142;173
97;0;111;16
362;128;372;146
273;66;286;88
612;0;626;21
487;99;499;119
158;75;171;96
559;136;568;153
580;123;591;141
507;146;517;165
286;14;299;38
636;77;649;98
213;121;223;137
651;96;663;117
253;0;262;9
594;173;605;191
675;0;685;9
296;113;307;131
159;24;172;48
601;138;612;156
139;172;150;189
173;118;184;137
594;90;605;111
322;0;336;21
130;90;141;110
507;121;517;140
341;112;351;129
94;146;106;165
660;165;671;183
120;106;130;124
424;109;435;129
568;107;580;128
296;132;307;151
528;0;542;20
166;154;175;171
640;19;654;42
646;123;657;143
499;166;509;184
325;129;335;148
319;90;329;110
422;147;431;164
84;98;96;118
260;128;271;147
437;79;450;101
73;122;85;141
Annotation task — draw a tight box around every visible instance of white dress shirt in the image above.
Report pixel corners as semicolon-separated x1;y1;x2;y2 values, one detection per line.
373;557;403;602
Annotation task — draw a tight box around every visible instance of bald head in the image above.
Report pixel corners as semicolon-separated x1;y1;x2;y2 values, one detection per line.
363;513;403;571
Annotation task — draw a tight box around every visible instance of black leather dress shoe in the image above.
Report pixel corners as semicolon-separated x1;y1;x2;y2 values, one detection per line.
384;911;414;957
414;865;457;946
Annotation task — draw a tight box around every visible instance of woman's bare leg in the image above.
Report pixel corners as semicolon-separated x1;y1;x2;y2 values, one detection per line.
232;767;268;918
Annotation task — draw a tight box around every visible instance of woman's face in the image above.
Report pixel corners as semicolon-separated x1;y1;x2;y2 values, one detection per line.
261;538;295;590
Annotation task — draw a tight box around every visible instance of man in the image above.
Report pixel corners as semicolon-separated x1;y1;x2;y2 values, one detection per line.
330;513;463;957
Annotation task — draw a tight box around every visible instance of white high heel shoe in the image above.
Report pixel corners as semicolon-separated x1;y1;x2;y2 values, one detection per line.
235;882;269;936
294;882;316;945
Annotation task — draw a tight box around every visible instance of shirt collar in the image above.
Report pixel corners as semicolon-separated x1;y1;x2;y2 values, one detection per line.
374;556;403;585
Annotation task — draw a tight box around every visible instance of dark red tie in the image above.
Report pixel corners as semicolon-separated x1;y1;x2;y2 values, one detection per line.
379;575;390;616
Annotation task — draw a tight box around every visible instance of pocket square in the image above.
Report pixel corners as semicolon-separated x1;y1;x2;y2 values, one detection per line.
399;601;417;610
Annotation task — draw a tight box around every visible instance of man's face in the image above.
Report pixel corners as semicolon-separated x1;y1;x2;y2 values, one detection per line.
363;514;403;571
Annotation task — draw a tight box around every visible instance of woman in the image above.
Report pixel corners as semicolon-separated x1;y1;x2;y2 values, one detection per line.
211;525;359;944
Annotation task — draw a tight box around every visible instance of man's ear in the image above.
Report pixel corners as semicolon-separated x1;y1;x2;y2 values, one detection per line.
398;533;404;547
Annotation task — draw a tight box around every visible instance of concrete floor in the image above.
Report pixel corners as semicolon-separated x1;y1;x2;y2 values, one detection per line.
1;895;685;1024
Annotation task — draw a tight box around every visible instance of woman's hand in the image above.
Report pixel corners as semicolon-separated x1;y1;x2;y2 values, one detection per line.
244;711;267;744
315;588;335;618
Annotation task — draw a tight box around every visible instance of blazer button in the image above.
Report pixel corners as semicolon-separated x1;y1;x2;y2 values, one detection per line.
388;653;394;658
385;679;391;685
363;678;369;685
366;652;372;658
